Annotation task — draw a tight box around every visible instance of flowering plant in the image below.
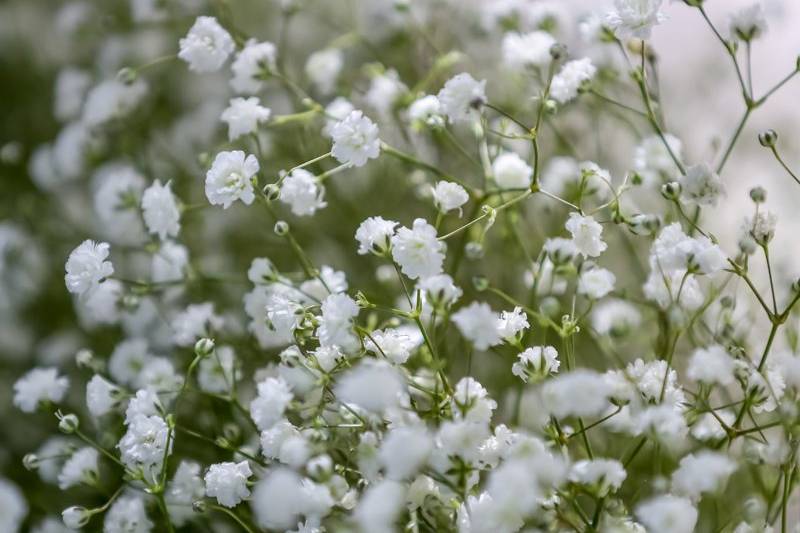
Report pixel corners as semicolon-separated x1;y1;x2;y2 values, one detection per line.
2;0;800;532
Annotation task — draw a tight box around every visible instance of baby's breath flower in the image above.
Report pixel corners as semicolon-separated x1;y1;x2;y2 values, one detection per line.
220;97;271;141
330;110;381;167
178;16;235;73
205;150;259;209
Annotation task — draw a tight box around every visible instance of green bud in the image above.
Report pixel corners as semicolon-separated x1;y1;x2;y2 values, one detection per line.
472;275;489;292
116;67;138;85
23;453;39;471
549;43;568;61
660;181;681;201
749;186;766;203
757;129;777;147
58;413;79;434
194;337;215;357
263;182;281;201
274;220;290;236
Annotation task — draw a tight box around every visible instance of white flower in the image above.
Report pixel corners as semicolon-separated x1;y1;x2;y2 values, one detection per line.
496;306;529;339
279;169;327;216
569;459;627;496
391;218;446;279
92;163;146;244
231;40;278;94
492;152;533;189
591;299;641;336
606;0;666;40
118;414;171;481
635;134;683;183
221;97;271;141
82;79;148;128
58;447;98;489
437;73;486;123
141;180;180;240
452;302;503;350
542;369;612;419
512;346;560;382
0;479;26;533
250;376;293;431
431;181;469;213
13;368;69;413
62;506;88;529
305;48;343;95
544;237;578;264
550;58;596;104
408;94;444;128
152;241;189;283
178;16;235;73
250;469;332;531
566;213;607;257
355;216;398;255
379;426;432;480
365;328;419;364
322;97;355;137
742;210;776;244
205;461;252;508
335;360;406;413
171;303;224;347
636;494;697;533
65;240;114;295
365;69;408;116
103;494;153;533
205;150;259;209
679;163;724;206
502;31;555;70
649;223;725;275
86;374;123;417
418;273;462;307
452;377;497;424
125;388;162;423
109;339;152;387
729;4;767;42
671;451;736;500
330;110;381;167
317;293;360;351
54;67;91;122
353;480;406;533
687;345;736;386
198;345;237;394
166;461;205;527
578;268;616;299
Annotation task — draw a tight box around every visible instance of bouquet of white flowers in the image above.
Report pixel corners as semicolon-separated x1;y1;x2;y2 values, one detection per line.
3;0;800;532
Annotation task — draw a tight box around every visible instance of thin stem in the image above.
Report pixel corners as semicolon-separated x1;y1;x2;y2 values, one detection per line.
210;504;257;533
770;146;800;187
716;107;751;174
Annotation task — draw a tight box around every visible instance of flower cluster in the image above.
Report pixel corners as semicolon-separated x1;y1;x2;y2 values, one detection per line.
4;1;800;533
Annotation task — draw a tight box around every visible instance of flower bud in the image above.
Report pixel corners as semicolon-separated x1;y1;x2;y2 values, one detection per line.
274;220;290;236
749;186;766;203
465;241;483;260
628;213;661;236
792;278;800;293
58;413;79;434
758;129;777;147
194;337;215;358
307;454;333;480
549;43;568;61
738;235;757;255
75;348;94;369
192;500;207;513
263;182;281;201
660;181;681;201
543;99;558;115
222;422;241;443
472;275;489;292
23;453;39;471
116;67;138;85
62;506;91;528
539;296;560;318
